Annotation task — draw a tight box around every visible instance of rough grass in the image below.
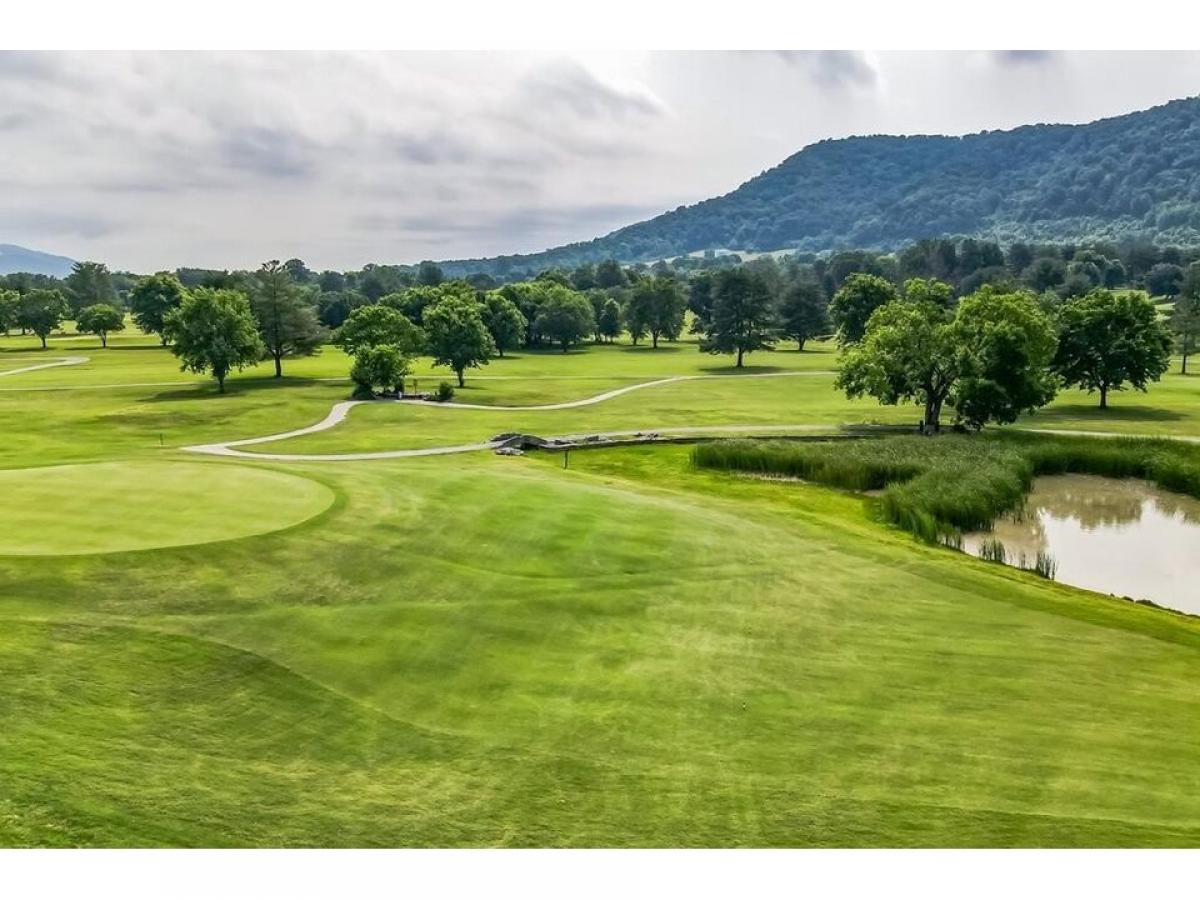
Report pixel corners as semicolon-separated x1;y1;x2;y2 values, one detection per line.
693;432;1200;543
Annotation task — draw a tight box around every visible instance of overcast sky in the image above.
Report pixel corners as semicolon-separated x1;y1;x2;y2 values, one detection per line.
3;50;1200;273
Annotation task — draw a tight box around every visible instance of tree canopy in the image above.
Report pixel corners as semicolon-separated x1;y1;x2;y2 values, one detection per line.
164;288;264;393
704;269;776;367
532;286;596;352
838;287;1057;431
250;260;324;377
129;273;186;344
423;295;496;386
829;274;898;345
335;305;424;356
75;303;126;348
627;276;686;349
1052;289;1173;408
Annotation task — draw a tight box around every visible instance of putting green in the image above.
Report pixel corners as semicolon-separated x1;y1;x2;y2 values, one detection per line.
0;461;334;555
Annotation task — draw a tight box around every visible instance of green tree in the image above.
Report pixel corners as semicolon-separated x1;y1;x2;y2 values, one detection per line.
75;303;126;348
1052;289;1172;408
1146;263;1185;298
838;287;1057;432
829;273;898;345
163;288;265;393
335;305;424;356
0;289;19;335
1170;292;1200;375
598;297;623;342
417;261;445;286
594;259;626;289
902;277;954;308
423;295;496;386
350;344;410;398
950;288;1059;430
129;273;186;344
628;276;686;348
18;288;69;348
64;261;117;315
706;269;777;367
251;260;325;377
481;292;526;357
777;281;828;350
532;287;596;352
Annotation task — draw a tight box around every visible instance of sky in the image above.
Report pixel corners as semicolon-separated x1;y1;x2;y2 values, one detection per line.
3;50;1200;273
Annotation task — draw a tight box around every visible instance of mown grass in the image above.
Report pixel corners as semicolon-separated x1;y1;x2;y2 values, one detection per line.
693;432;1200;543
7;325;1200;846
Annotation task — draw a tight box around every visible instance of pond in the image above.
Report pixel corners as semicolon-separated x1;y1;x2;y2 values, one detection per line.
961;474;1200;615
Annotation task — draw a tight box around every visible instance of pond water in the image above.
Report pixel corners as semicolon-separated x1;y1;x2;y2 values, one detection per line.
961;475;1200;615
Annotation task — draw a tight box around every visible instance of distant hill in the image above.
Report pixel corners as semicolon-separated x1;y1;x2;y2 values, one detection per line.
436;96;1200;277
0;244;76;277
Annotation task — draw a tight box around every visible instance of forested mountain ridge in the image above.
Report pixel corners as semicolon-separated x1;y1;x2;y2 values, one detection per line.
437;96;1200;278
0;244;77;277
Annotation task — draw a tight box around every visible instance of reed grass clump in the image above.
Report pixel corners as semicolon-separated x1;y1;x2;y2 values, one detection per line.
692;431;1200;544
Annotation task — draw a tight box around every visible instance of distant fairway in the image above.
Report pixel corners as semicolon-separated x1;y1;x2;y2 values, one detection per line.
0;461;334;555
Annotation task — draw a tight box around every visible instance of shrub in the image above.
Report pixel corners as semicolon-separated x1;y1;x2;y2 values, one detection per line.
436;381;456;402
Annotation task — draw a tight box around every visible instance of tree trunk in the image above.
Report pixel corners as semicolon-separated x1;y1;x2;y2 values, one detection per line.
101;333;107;348
39;334;47;349
1099;385;1108;409
456;368;465;388
1183;351;1189;376
736;347;745;368
652;332;659;349
274;353;283;378
922;395;943;433
797;338;806;351
217;374;226;394
498;346;504;358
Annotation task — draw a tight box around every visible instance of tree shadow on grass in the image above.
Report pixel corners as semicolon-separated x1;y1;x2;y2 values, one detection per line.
695;363;789;375
1036;404;1186;423
137;377;339;404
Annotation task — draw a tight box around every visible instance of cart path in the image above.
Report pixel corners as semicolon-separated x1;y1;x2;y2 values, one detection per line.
182;369;1200;463
183;371;837;460
0;355;89;378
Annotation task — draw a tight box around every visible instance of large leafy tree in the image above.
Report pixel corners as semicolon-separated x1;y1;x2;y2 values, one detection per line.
777;280;828;350
828;273;898;345
705;268;776;367
335;305;424;356
950;288;1059;429
129;273;186;344
423;295;496;386
838;288;1057;432
164;288;265;393
1052;289;1172;408
75;303;126;348
350;344;410;398
64;261;117;316
532;286;596;352
481;292;526;357
251;260;325;377
18;288;69;348
627;276;686;348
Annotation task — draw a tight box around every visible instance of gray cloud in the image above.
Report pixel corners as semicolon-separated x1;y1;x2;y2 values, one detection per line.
220;126;316;179
773;50;877;87
995;50;1059;66
521;61;664;120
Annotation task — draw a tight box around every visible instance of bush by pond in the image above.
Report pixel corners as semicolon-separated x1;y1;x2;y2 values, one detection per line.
692;432;1200;544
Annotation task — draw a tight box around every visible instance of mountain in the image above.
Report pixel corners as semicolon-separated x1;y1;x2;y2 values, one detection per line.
436;97;1200;278
0;244;77;277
